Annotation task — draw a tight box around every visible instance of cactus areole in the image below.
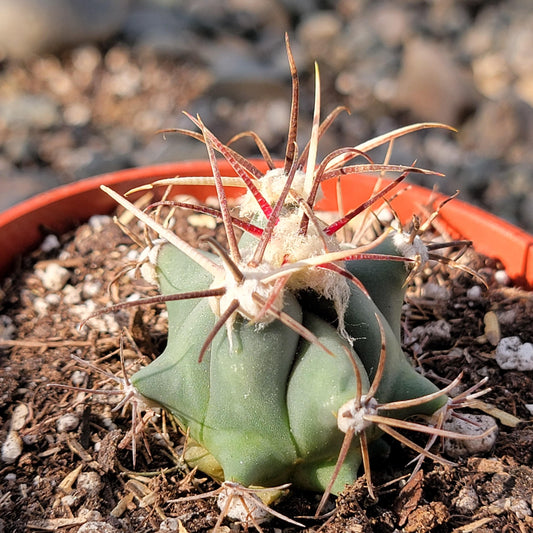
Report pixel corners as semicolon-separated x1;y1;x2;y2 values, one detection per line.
97;36;480;515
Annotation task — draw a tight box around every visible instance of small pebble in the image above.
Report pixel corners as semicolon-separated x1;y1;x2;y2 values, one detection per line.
40;234;60;252
454;485;479;513
507;498;532;519
1;431;23;464
71;301;120;333
11;404;29;431
63;284;82;305
61;494;78;507
78;510;102;521
77;472;102;495
82;280;102;299
56;413;80;432
466;285;482;300
78;522;118;533
88;214;112;231
421;282;450;300
495;336;533;371
45;293;61;306
71;370;87;387
406;319;451;346
218;487;269;524
37;263;70;291
0;315;15;341
32;297;49;316
443;414;498;458
497;309;518;325
126;249;140;261
494;269;510;285
158;518;180;532
491;497;532;519
22;434;38;446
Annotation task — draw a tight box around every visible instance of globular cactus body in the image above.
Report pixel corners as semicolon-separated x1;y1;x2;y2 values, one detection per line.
130;218;444;494
132;241;367;492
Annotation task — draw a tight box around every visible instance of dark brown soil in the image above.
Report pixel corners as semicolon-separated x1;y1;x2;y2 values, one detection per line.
0;202;532;533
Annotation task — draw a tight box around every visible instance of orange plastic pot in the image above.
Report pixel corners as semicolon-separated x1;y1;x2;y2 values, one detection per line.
1;161;532;288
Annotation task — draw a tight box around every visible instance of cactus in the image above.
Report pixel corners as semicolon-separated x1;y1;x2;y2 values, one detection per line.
86;36;491;526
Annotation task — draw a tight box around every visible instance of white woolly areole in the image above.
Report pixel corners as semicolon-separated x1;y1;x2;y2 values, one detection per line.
209;262;283;324
239;210;351;333
267;211;351;335
392;230;429;264
337;396;378;434
240;168;321;218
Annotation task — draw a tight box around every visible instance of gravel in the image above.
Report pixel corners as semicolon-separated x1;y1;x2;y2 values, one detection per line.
0;0;532;232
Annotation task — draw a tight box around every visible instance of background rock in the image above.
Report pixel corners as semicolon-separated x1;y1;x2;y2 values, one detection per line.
0;0;129;60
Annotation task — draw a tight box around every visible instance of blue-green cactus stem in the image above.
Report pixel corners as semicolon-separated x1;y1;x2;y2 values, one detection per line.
131;297;213;438
155;242;215;326
287;311;371;493
298;285;445;417
344;233;409;341
131;242;216;436
200;293;302;487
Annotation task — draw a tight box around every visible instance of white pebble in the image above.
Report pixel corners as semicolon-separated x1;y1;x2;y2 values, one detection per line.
38;263;70;291
0;315;15;341
454;485;479;513
81;280;101;299
88;214;112;231
63;284;81;304
126;249;140;261
45;293;61;306
78;523;118;533
506;498;532;519
77;472;102;495
466;285;482;300
33;297;49;316
40;234;60;252
56;413;80;432
443;414;498;458
158;518;180;532
495;336;533;371
4;473;16;482
217;485;269;525
11;404;29;431
422;282;450;300
61;494;78;507
78;510;102;521
525;404;533;416
494;269;510;285
1;431;23;464
22;434;38;445
71;370;87;387
71;301;120;333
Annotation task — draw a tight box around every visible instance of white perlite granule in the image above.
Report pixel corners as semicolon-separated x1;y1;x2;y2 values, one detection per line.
495;336;533;371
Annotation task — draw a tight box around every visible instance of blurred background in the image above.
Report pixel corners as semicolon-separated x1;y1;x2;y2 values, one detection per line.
0;0;532;231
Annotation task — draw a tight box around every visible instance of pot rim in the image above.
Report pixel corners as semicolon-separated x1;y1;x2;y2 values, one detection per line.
1;161;532;287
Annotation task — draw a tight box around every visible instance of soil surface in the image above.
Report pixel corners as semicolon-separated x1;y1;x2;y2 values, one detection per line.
0;200;532;533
